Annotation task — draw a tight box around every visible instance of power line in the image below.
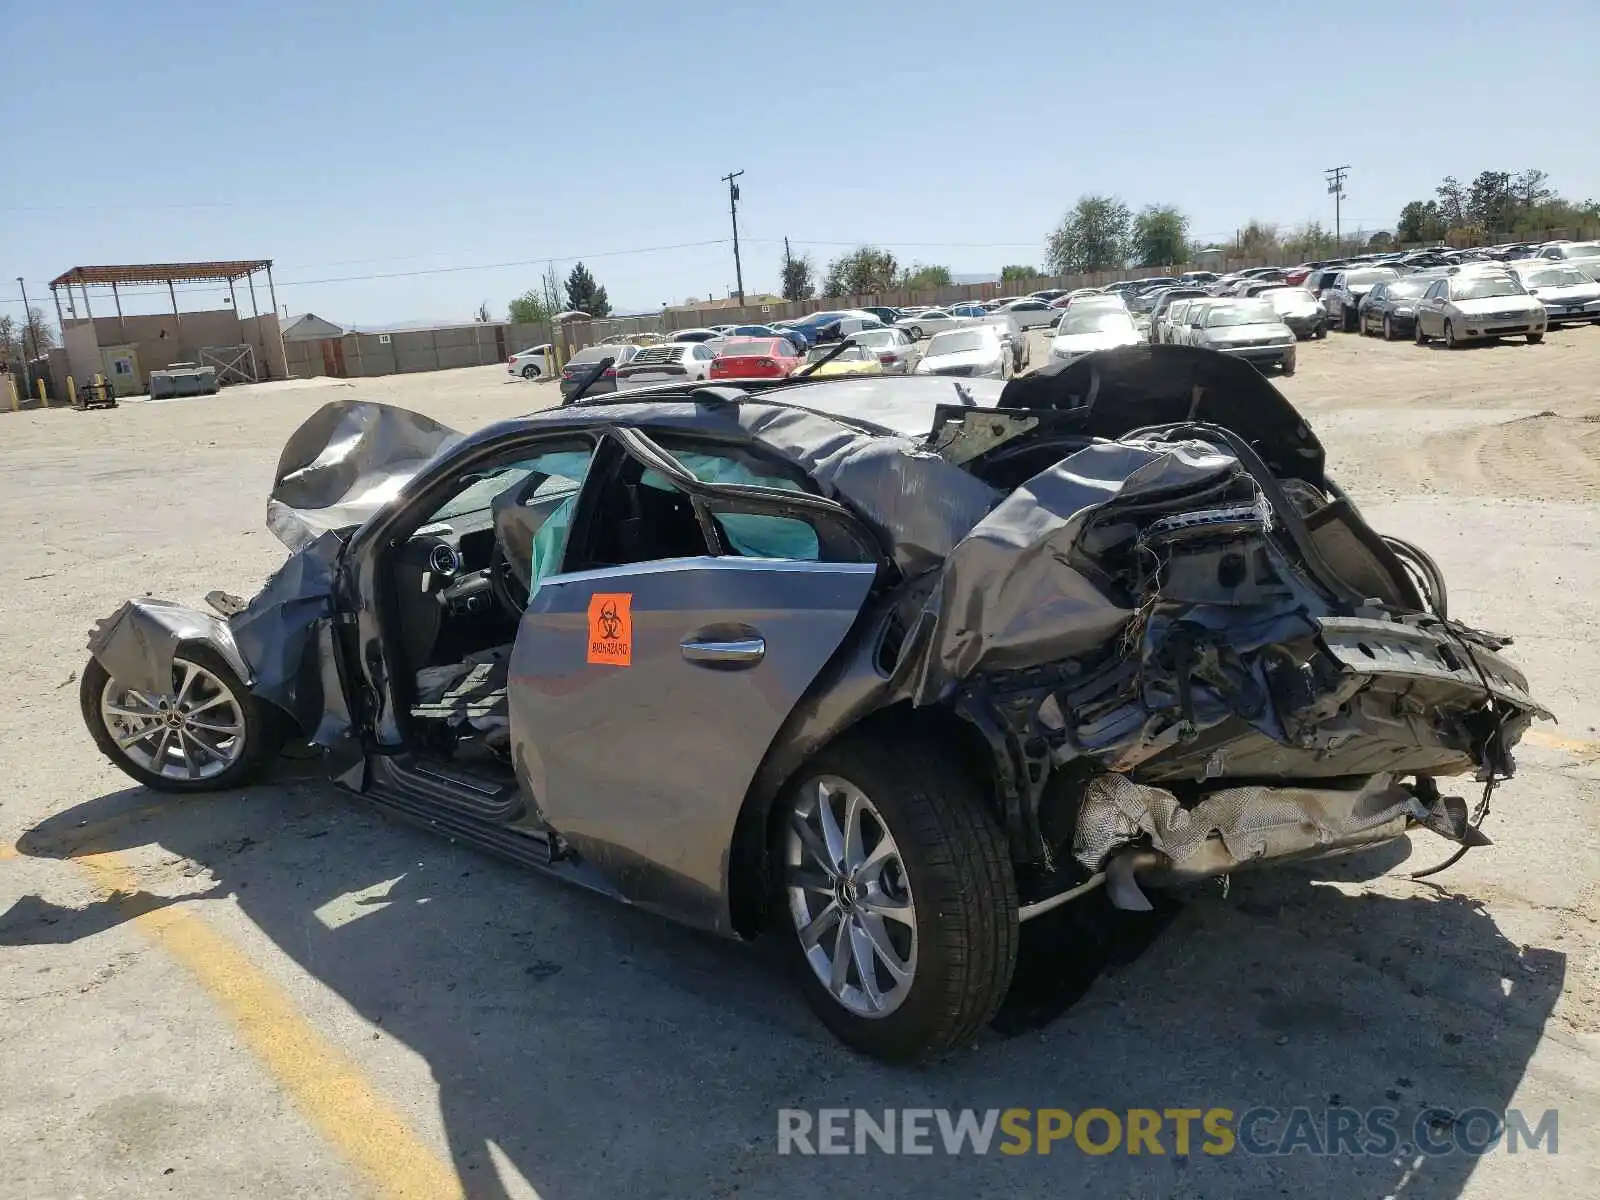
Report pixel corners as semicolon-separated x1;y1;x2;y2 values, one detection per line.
1324;165;1351;243
721;170;745;304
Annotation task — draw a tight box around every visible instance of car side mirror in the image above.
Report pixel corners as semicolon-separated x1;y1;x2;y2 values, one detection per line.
1527;287;1540;294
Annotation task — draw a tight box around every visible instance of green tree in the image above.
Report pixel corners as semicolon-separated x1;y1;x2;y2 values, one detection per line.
1435;176;1468;227
507;290;553;325
564;262;611;317
1130;205;1190;267
1366;231;1394;250
0;308;56;365
780;247;815;301
1233;220;1280;259
1045;195;1131;273
999;264;1040;285
901;262;953;290
1282;221;1336;261
1396;200;1447;243
821;246;900;296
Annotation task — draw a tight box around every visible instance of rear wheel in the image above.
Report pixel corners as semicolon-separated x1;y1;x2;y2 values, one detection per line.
1527;331;1544;344
908;326;923;340
777;736;1017;1063
520;364;540;379
81;648;281;792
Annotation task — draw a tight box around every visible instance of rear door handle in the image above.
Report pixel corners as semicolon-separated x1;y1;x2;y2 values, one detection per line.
680;636;765;667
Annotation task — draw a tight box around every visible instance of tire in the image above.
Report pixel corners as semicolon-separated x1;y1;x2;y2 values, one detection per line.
1281;355;1297;377
1527;332;1543;344
775;735;1018;1063
520;364;540;379
1342;307;1358;333
81;647;282;793
1315;324;1327;339
1415;319;1430;345
1383;315;1395;341
908;326;922;341
1444;319;1460;349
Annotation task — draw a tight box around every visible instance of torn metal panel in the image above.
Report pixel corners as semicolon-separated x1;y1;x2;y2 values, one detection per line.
1073;771;1424;878
267;400;462;551
911;438;1243;702
87;599;253;698
227;530;345;733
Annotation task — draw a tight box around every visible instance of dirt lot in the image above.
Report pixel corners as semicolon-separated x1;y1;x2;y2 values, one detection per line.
1;330;1597;1199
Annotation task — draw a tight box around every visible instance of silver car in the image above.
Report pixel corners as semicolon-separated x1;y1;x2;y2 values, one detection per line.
848;328;919;373
1192;299;1298;373
912;326;1011;378
893;308;968;341
1511;263;1600;325
78;358;1546;1063
1413;272;1547;347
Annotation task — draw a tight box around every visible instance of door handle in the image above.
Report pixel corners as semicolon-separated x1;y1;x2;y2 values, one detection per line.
680;636;766;667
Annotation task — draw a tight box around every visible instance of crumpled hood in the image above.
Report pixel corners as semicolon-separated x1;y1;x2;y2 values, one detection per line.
267;400;463;551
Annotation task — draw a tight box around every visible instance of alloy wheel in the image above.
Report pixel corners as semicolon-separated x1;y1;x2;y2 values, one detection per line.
1384;316;1394;341
786;775;917;1019
99;659;247;781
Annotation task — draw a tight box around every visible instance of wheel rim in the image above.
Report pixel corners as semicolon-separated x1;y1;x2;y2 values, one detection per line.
522;365;537;378
786;775;917;1019
100;659;246;781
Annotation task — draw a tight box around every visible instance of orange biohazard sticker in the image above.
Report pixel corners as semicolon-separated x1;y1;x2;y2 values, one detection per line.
587;593;633;666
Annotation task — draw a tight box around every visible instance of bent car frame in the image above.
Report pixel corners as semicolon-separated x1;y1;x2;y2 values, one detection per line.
81;346;1549;1062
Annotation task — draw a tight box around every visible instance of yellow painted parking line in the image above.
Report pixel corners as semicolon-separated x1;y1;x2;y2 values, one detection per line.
53;842;465;1200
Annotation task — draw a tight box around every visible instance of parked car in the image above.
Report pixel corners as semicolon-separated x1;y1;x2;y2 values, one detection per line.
948;303;989;318
668;328;724;344
1147;287;1209;340
912;325;1011;377
507;344;555;380
1029;288;1069;302
1535;240;1600;277
769;320;815;350
996;298;1060;330
79;353;1547;1063
1258;287;1327;340
1357;279;1432;340
893;308;969;340
1178;271;1220;284
558;344;641;400
1191;299;1297;373
1157;299;1194;344
789;310;881;344
848;328;919;374
1323;267;1401;332
1170;298;1228;346
799;343;883;377
614;342;715;389
1048;305;1143;364
860;306;901;325
1511;263;1600;325
1413;273;1547;347
709;338;803;380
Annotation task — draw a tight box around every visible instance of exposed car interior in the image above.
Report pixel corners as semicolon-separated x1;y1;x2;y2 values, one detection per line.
379;433;845;780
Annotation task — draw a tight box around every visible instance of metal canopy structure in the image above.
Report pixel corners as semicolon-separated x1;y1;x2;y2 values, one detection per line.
48;259;279;382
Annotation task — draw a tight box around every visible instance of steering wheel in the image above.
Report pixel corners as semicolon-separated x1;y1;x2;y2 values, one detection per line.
488;538;529;617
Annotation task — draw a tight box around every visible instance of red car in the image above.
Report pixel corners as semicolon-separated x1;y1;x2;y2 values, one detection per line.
708;338;801;380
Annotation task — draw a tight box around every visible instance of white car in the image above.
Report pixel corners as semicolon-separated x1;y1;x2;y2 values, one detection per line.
1413;272;1547;347
893;308;970;340
507;344;554;380
613;342;715;391
1049;306;1144;364
995;298;1060;331
1510;262;1600;325
911;326;1011;378
848;328;919;374
668;328;724;343
1534;240;1600;278
1191;300;1298;374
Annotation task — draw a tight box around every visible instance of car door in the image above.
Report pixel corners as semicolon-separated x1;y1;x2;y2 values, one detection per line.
507;429;882;932
1418;280;1446;335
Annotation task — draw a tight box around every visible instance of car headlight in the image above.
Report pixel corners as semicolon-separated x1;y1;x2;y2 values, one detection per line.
1394;306;1415;315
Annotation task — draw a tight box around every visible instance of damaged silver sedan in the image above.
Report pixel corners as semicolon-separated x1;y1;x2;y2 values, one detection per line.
80;346;1549;1062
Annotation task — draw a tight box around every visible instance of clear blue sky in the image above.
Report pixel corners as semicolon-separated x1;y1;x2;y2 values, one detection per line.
4;0;1597;325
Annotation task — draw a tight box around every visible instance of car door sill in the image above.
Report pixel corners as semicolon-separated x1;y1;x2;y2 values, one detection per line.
369;753;522;822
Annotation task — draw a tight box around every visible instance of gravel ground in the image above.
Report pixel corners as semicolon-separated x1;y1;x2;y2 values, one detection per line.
1;329;1597;1199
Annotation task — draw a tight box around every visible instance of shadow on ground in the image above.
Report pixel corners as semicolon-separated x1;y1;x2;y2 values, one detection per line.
7;780;1564;1199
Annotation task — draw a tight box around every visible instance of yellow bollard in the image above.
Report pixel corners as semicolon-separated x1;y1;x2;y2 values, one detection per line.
67;377;78;408
37;378;47;406
5;375;16;412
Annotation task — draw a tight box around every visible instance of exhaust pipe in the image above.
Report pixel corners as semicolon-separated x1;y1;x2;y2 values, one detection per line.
1105;847;1170;911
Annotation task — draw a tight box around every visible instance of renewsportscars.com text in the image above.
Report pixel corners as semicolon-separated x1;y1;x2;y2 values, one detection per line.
776;1107;1559;1157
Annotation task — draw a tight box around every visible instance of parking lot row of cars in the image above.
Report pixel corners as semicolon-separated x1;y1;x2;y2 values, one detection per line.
509;237;1600;393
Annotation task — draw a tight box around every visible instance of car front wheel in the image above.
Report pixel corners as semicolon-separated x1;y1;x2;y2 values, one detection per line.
1383;315;1395;341
1444;319;1460;349
1415;319;1430;345
81;648;281;792
777;736;1018;1063
1527;331;1543;344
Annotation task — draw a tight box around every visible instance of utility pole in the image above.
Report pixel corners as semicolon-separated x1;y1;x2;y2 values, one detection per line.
1324;165;1350;247
14;277;36;401
722;170;745;305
